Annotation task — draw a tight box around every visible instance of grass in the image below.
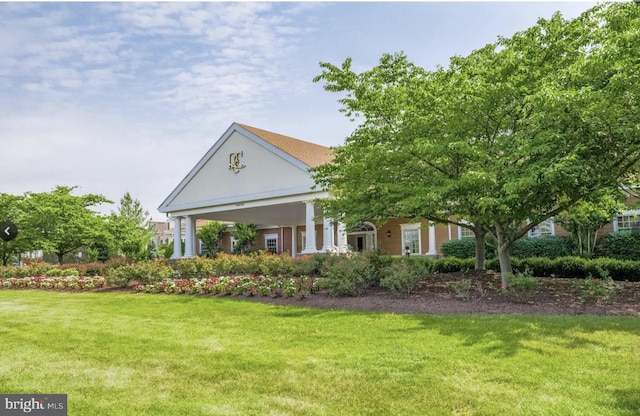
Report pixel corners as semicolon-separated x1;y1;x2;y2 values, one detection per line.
1;291;639;415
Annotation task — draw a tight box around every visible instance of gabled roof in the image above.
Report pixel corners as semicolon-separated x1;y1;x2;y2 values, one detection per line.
238;123;333;168
158;122;334;213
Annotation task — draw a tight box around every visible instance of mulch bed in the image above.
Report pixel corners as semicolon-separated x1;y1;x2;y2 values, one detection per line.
239;271;640;317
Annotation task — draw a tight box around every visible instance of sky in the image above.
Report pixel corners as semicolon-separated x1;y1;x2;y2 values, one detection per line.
0;1;600;221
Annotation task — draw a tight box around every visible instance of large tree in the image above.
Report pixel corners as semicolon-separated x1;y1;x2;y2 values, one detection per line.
313;3;640;284
21;186;111;264
312;52;493;269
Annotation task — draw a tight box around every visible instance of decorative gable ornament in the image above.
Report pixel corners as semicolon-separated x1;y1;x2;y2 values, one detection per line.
228;151;245;173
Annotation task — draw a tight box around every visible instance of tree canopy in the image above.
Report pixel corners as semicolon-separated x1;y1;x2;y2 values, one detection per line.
20;186;112;264
312;2;640;283
0;187;157;264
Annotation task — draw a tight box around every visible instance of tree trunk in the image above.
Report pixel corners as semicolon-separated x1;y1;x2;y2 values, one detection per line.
474;228;486;270
57;252;64;265
495;226;513;287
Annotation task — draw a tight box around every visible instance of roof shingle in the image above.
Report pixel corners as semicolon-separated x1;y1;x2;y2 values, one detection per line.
238;123;334;168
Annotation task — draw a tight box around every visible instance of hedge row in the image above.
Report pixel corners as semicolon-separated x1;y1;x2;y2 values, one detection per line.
484;256;640;281
441;236;574;259
442;232;640;261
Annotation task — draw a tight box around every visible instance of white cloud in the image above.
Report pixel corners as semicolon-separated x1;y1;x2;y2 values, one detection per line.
0;1;600;220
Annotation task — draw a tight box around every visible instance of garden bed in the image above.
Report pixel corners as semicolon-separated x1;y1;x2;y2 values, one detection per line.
238;271;640;317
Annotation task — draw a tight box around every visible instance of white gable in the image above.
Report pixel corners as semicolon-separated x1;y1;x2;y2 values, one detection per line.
159;125;316;213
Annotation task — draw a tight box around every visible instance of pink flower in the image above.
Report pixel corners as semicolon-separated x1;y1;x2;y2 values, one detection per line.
589;290;595;296
500;284;506;291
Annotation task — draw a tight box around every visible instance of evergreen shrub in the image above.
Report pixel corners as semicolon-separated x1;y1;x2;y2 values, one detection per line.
440;238;496;259
509;236;573;259
603;231;640;260
432;257;474;273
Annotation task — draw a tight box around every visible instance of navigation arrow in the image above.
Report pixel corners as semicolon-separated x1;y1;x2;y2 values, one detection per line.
0;221;18;242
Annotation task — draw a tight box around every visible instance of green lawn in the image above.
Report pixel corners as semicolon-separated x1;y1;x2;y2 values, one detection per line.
1;291;639;415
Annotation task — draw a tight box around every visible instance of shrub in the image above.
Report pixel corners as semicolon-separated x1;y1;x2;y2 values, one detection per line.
440;238;497;259
174;257;216;279
574;272;622;302
585;257;640;281
602;231;640;260
554;256;589;278
432;257;474;274
208;253;248;276
404;256;435;277
106;259;174;285
324;254;375;297
380;260;423;297
504;269;541;297
242;251;295;276
291;254;326;277
446;279;472;301
516;257;555;277
510;236;573;259
46;268;79;277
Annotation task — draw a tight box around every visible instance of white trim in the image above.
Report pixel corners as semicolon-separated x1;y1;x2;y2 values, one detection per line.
528;218;555;238
400;223;422;255
301;201;317;254
164;191;331;218
264;233;279;253
613;209;640;232
347;221;377;252
458;220;474;240
159;123;315;212
427;221;437;256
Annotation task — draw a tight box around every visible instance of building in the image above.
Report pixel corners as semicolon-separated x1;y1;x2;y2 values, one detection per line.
158;122;640;259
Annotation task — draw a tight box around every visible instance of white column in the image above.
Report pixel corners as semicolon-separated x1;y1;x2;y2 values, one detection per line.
322;217;335;253
291;226;297;258
427;221;437;256
184;216;196;258
302;201;317;254
171;216;182;259
337;222;348;254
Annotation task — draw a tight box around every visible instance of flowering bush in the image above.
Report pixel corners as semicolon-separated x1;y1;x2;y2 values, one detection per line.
574;274;621;302
134;275;324;299
0;276;107;290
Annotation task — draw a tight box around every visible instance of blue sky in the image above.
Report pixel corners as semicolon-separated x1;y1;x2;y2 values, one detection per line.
0;1;599;221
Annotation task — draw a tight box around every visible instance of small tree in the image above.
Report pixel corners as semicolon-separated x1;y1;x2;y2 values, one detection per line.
232;223;257;254
556;192;626;257
107;192;154;261
197;221;227;256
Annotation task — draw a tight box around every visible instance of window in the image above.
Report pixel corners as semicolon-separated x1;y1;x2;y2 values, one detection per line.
264;233;278;254
615;210;640;232
458;222;475;239
400;223;422;255
300;231;307;252
528;218;555;238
